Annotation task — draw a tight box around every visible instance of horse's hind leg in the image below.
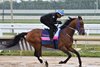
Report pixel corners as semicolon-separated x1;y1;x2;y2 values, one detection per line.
59;46;72;64
33;44;43;63
69;48;82;67
34;47;48;67
34;49;43;63
37;56;43;63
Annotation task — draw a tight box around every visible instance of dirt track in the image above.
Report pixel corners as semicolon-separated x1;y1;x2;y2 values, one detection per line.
0;56;99;67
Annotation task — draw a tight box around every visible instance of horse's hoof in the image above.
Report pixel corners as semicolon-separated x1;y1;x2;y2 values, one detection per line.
59;61;65;64
40;59;43;63
45;61;48;67
79;65;82;67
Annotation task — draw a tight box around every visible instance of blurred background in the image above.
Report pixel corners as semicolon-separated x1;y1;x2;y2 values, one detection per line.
0;0;100;23
0;0;99;57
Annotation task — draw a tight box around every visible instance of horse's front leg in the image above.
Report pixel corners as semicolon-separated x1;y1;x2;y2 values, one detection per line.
59;46;72;64
69;48;82;67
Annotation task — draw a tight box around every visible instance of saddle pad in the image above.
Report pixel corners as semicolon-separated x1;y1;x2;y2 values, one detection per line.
41;28;61;49
41;29;50;40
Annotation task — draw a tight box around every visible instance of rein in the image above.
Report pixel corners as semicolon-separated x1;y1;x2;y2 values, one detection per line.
68;26;75;31
64;26;75;39
61;26;74;40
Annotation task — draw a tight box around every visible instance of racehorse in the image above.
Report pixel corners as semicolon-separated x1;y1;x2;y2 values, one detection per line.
5;16;85;67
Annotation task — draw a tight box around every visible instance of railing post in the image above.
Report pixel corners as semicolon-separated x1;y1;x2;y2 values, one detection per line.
0;29;3;36
74;40;77;49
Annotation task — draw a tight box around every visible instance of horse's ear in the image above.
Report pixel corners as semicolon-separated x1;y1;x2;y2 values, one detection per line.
68;16;72;20
78;16;82;20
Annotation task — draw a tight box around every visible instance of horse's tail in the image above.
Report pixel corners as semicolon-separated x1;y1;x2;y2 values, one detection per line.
5;32;27;48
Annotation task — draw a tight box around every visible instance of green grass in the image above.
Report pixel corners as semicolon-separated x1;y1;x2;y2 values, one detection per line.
0;44;100;57
0;19;100;24
74;44;100;57
84;20;100;24
0;19;40;23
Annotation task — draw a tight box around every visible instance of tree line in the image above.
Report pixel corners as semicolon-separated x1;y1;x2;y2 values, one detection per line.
0;0;99;9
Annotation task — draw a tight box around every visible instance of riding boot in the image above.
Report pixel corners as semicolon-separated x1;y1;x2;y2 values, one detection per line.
49;29;54;40
53;27;57;34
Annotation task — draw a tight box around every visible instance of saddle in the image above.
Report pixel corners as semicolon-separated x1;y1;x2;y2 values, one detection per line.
41;28;60;49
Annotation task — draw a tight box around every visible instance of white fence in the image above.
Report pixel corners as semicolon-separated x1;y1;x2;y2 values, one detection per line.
1;9;100;14
0;9;100;20
0;23;100;36
0;23;48;36
0;23;100;51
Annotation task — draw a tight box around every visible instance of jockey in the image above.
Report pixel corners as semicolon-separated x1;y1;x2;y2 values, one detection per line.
40;10;64;40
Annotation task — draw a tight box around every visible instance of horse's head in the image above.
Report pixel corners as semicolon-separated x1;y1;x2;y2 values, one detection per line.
73;16;85;35
60;16;85;35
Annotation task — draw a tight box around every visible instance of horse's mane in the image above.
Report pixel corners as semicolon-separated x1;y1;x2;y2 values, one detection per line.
60;17;75;29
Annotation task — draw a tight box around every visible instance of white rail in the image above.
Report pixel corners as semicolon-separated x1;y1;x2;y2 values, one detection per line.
0;9;100;20
0;23;100;51
0;24;100;36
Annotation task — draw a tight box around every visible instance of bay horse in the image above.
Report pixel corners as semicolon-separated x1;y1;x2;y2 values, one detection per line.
5;16;85;67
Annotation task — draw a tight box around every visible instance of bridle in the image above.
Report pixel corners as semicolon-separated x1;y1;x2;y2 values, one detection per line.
67;18;81;32
63;18;82;38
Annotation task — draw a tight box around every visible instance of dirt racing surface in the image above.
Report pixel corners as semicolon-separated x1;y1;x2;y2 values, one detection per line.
0;56;99;67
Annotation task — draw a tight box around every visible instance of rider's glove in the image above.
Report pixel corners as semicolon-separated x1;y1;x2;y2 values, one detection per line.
57;21;62;24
